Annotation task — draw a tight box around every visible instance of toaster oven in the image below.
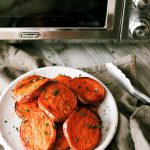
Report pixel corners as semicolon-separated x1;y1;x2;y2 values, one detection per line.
0;0;149;42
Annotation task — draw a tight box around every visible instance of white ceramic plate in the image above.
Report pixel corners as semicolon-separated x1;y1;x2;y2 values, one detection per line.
0;66;118;150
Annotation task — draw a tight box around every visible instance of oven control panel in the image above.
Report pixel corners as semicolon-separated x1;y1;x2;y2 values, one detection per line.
123;0;150;40
129;19;149;39
133;0;150;10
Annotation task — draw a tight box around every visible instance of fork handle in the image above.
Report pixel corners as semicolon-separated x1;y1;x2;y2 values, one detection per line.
132;88;150;104
105;63;150;104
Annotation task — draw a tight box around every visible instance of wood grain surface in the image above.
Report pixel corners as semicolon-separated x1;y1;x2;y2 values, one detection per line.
30;42;150;95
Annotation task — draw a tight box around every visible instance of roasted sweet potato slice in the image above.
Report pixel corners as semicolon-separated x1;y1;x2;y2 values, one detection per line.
54;75;72;87
13;75;49;103
38;82;78;122
53;124;69;150
15;99;40;119
63;108;101;150
69;77;106;106
20;111;56;150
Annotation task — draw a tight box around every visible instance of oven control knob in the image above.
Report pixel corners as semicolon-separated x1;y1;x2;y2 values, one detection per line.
130;21;150;39
133;0;149;10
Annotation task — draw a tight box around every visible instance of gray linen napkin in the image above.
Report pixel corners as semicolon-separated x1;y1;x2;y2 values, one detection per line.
0;44;150;150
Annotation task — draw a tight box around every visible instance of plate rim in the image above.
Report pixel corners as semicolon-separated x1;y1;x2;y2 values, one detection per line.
0;66;118;150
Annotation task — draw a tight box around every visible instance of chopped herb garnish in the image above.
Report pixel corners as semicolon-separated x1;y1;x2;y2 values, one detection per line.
16;127;19;131
45;122;49;126
80;112;86;117
96;124;103;128
19;84;23;88
53;90;59;96
44;131;49;135
90;124;103;129
5;120;7;123
104;82;113;86
25;136;30;144
90;125;97;129
24;109;30;112
86;123;102;129
75;137;79;142
79;74;82;77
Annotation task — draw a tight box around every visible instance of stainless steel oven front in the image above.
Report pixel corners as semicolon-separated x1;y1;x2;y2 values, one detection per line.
0;0;149;42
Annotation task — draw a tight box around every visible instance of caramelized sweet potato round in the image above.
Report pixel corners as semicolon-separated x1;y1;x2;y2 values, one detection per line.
63;108;102;150
13;75;49;103
14;74;106;150
54;75;72;87
20;111;56;150
38;82;78;122
15;99;40;119
69;77;106;106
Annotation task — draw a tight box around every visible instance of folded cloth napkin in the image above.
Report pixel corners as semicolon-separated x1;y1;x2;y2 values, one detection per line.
0;44;150;150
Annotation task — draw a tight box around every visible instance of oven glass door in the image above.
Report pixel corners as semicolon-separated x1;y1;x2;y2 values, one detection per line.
0;0;108;28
